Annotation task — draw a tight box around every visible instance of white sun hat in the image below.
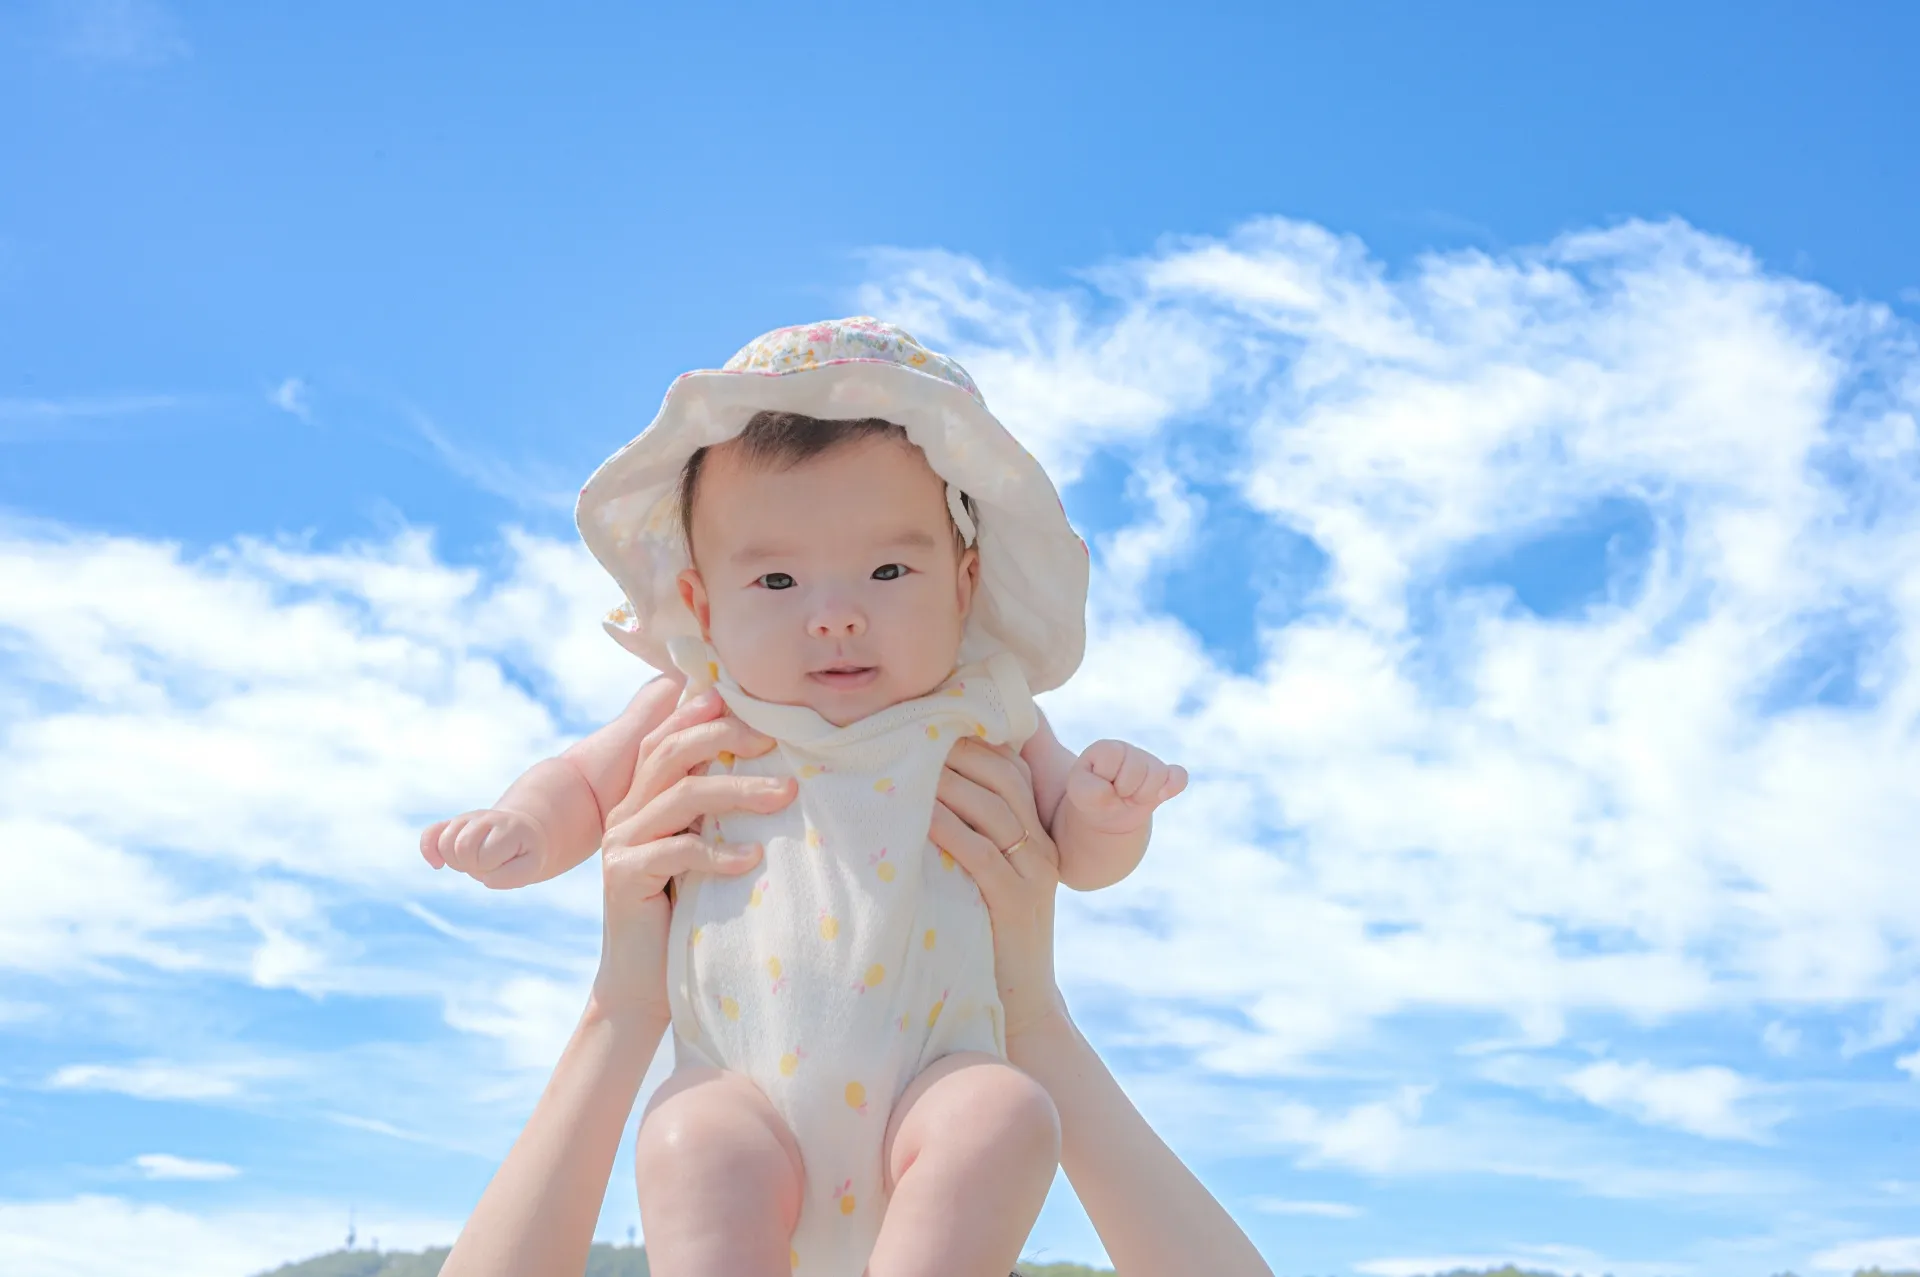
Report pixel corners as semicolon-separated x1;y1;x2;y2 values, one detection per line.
575;316;1089;695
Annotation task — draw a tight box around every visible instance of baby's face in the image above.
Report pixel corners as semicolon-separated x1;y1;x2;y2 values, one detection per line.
677;435;980;727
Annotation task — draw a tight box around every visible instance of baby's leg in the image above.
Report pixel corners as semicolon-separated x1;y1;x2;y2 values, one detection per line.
634;1065;805;1277
868;1052;1061;1277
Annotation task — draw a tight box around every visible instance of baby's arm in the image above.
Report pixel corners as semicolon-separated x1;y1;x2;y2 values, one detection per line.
1021;711;1188;893
421;673;685;889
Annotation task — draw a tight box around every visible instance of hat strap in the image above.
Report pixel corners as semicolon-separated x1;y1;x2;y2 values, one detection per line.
946;483;977;548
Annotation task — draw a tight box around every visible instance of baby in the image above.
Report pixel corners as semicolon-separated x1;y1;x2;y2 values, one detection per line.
423;318;1186;1276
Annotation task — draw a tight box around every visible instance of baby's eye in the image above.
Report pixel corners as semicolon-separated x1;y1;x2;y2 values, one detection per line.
872;563;907;581
757;572;796;590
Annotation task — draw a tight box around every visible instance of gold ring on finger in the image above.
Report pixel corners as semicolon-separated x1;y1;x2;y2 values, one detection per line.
996;830;1032;856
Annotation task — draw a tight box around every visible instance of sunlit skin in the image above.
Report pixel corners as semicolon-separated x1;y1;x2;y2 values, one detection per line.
420;429;1198;1276
430;686;1268;1277
676;434;979;728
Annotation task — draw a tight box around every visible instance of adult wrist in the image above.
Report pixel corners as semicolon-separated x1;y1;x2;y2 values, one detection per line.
582;990;672;1052
1005;990;1075;1058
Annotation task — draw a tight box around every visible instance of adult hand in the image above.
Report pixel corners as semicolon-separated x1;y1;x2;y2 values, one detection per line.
930;737;1066;1040
592;688;797;1025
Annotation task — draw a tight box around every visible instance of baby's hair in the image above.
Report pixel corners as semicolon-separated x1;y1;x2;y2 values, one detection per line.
677;410;976;556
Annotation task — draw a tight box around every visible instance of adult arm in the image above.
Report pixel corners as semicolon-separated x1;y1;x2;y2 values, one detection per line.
439;999;666;1277
933;738;1272;1277
1010;1006;1272;1277
440;690;795;1277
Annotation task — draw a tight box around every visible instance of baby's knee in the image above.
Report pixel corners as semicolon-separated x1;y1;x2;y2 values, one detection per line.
888;1054;1060;1185
635;1070;803;1208
968;1063;1061;1166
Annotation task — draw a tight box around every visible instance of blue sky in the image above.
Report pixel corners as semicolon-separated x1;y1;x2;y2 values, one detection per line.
4;3;1920;1275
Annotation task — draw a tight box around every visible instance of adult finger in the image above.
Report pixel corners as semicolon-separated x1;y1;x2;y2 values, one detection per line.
929;801;1023;907
635;687;728;762
942;739;1044;830
606;773;796;851
641;716;779;791
934;765;1029;853
603;832;765;910
601;690;728;830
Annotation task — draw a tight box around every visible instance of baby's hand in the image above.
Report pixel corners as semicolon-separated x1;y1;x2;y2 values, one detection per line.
1063;740;1188;833
420;808;549;890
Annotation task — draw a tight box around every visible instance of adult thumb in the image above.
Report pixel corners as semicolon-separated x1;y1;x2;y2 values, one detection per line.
699;841;764;877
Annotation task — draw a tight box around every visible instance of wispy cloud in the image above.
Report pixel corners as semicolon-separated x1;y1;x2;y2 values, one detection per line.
1253;1198;1363;1218
1810;1235;1920;1272
404;406;578;512
1563;1060;1778;1142
54;0;190;67
0;393;185;423
1762;1021;1801;1057
133;1154;239;1182
46;1059;289;1102
269;377;311;422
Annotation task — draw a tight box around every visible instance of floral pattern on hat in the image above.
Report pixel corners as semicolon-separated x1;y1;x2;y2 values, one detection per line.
713;316;985;406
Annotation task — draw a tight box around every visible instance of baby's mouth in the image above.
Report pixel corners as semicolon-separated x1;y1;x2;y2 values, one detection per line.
808;664;879;690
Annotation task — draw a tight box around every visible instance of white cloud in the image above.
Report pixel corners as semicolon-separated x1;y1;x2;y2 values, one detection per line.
1357;1245;1682;1277
1897;1049;1920;1081
870;216;1920;1092
1762;1021;1801;1057
46;1060;285;1102
0;1195;453;1277
1562;1060;1775;1142
1272;1086;1431;1173
270;377;311;421
54;0;190;67
6;212;1920;1236
1253;1198;1362;1218
1810;1235;1920;1273
443;973;592;1072
405;407;579;512
0;524;633;989
0;394;187;441
0;394;185;421
133;1154;239;1181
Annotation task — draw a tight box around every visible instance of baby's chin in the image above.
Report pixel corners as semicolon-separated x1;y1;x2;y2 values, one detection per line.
748;665;958;727
798;671;917;727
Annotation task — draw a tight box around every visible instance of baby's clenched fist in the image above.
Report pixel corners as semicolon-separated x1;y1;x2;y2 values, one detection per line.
1064;739;1188;833
420;808;549;891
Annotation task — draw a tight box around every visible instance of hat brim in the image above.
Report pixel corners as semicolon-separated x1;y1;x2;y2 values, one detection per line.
575;359;1089;695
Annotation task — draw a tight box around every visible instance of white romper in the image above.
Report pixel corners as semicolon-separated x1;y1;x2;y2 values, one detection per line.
661;637;1038;1277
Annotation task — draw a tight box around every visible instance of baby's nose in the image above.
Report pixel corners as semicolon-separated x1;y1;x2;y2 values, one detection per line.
808;601;867;637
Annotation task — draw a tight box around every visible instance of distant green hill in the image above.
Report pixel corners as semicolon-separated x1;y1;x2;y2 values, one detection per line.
255;1246;1109;1277
254;1245;649;1277
256;1251;1920;1277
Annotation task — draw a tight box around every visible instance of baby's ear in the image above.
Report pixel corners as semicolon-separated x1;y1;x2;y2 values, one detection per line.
676;568;712;636
954;545;982;617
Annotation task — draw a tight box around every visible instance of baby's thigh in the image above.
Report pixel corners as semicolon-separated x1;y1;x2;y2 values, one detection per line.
636;1066;806;1253
882;1052;1061;1193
